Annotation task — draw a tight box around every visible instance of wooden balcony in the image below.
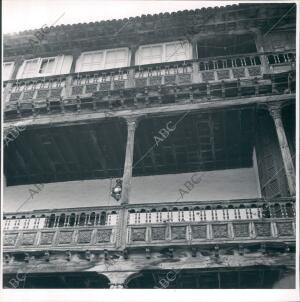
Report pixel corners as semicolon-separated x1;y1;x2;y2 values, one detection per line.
3;50;295;121
3;197;295;253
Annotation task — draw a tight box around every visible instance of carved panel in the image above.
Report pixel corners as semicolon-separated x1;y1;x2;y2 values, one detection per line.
233;223;250;237
113;80;125;89
50;88;62;98
217;70;230;80
21;233;36;246
164;75;176;85
248;66;261;76
131;228;146;241
135;78;147;87
232;68;245;78
77;230;92;244
171;226;186;240
201;71;215;82
178;74;191;84
4;233;18;246
191;225;207;239
40;232;55;245
149;76;162;86
22;91;35;100
151;227;166;241
99;82;111;91
96;229;112;243
36;89;49;99
58;231;73;244
85;84;98;93
255;222;271;237
72;86;84;95
276;222;294;236
9;92;22;102
212;224;228;238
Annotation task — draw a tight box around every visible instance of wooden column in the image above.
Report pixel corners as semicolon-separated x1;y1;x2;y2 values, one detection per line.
121;117;139;204
129;45;139;67
268;103;295;196
116;117;139;249
191;38;198;60
253;28;270;74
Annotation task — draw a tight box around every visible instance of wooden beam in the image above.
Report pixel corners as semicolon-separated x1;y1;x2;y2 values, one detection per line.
4;94;295;130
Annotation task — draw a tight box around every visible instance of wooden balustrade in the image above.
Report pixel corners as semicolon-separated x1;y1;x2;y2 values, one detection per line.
126;199;295;225
127;218;295;245
3;209;119;231
3;50;295;120
3;198;295;251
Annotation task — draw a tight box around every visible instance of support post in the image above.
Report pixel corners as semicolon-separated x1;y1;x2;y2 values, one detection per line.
121;117;139;204
268;103;295;196
116;117;139;249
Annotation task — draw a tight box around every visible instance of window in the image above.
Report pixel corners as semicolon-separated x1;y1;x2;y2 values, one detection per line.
105;49;128;69
76;48;129;72
136;41;192;65
139;45;163;65
81;51;104;72
165;42;190;62
17;55;72;79
22;59;40;78
39;57;56;74
3;62;15;81
197;34;257;59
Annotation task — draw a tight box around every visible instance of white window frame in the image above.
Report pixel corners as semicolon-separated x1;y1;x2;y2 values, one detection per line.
3;62;15;81
136;40;192;65
20;57;58;78
38;57;57;75
76;47;130;72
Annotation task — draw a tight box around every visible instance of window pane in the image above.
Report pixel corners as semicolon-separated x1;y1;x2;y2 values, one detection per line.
105;49;127;69
23;59;39;77
39;58;55;74
81;52;103;71
166;42;189;62
3;62;14;81
140;45;163;64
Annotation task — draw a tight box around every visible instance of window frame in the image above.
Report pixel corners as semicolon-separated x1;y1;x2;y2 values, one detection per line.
20;56;58;79
38;57;57;75
76;47;130;72
136;40;192;65
3;61;15;81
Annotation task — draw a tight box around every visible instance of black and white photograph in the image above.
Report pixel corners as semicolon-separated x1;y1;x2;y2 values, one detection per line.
1;0;299;301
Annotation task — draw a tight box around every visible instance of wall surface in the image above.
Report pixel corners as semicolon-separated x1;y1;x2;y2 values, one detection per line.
3;167;260;212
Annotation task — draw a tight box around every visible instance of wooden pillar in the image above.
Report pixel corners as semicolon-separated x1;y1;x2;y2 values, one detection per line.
191;38;198;60
268;103;295;196
129;45;139;67
116;117;139;249
121;117;139;204
127;45;138;88
253;29;269;74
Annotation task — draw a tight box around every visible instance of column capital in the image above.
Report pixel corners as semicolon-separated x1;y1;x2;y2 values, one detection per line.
129;44;139;52
267;103;282;120
101;271;136;289
125;116;141;128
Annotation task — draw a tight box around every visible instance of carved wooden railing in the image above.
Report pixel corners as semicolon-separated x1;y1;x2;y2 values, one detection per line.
3;207;120;251
125;197;295;246
3;50;295;120
3;197;294;252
